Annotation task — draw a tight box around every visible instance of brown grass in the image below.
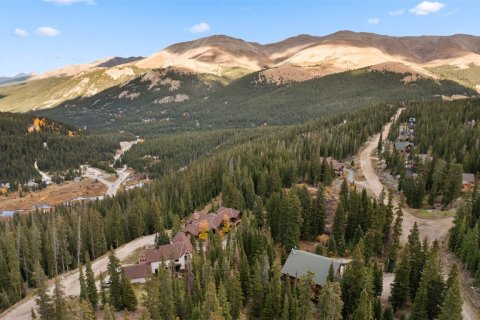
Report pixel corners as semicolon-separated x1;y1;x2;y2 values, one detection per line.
0;178;106;211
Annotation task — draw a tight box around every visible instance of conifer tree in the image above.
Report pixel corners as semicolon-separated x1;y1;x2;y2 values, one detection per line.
103;304;116;320
341;244;367;318
327;263;336;282
372;262;383;297
352;289;373;320
226;270;243;320
389;245;410;311
332;204;347;256
121;270;137;311
317;281;343;320
34;261;54;320
218;282;232;320
312;184;327;237
382;305;394;320
438;265;462;320
79;264;88;302
107;251;123;311
157;267;175;320
408;223;424;299
53;277;67;320
84;253;98;308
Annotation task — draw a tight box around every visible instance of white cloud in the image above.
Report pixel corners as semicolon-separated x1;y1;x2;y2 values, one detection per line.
368;18;380;25
44;0;95;4
409;1;445;15
389;9;405;16
187;22;211;34
35;26;61;37
14;28;29;37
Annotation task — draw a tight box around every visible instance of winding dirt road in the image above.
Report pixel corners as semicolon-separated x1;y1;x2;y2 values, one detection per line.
1;234;155;320
356;109;478;320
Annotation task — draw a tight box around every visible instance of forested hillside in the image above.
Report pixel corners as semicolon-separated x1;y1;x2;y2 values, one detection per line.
38;68;475;136
0;104;396;315
0;112;132;189
384;99;480;208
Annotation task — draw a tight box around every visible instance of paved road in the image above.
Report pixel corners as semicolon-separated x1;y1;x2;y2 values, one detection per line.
355;109;478;320
1;234;155;320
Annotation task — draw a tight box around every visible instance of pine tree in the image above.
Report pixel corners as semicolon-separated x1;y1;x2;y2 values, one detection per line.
389;245;410;311
218;282;232;320
121;270;137;311
99;271;108;306
317;281;343;320
34;261;54;320
408;223;424;299
84;253;98;308
438;265;462;320
341;244;367;318
251;260;265;317
332;204;347;256
372;262;383;297
382;305;394;320
327;263;336;282
107;251;123;311
79;264;88;301
226;270;243;320
352;289;373;320
202;281;223;319
158;267;175;320
103;304;116;320
53;277;67;320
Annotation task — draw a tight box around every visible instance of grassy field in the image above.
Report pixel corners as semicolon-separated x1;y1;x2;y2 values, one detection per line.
428;64;480;92
411;208;456;219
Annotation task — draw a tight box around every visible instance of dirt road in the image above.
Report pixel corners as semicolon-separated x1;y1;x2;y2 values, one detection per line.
355;109;478;320
1;234;155;320
82;139;140;197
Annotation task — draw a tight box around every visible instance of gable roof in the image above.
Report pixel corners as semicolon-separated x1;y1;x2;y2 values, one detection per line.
320;157;344;171
394;141;414;150
123;262;151;281
184;207;241;236
281;249;348;286
144;231;193;263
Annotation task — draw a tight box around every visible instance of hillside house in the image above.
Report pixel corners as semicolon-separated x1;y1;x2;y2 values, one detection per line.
394;141;414;153
320;157;344;176
281;249;349;290
122;262;151;284
462;173;476;192
183;207;241;238
123;231;193;283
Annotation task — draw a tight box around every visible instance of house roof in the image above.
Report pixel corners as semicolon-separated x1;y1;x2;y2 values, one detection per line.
123;262;151;281
184;207;241;236
144;234;193;263
320;157;344;171
462;173;476;185
394;141;414;150
281;249;348;286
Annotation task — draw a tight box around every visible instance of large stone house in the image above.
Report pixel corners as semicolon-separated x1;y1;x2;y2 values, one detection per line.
183;207;241;237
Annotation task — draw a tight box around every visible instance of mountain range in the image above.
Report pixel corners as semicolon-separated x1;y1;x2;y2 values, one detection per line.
1;30;480;114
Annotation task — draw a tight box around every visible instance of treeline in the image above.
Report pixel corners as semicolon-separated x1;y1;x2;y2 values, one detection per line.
0;104;395;313
0;112;133;188
449;185;480;285
384;99;480;208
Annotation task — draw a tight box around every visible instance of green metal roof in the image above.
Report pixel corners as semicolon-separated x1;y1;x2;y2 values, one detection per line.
281;249;347;286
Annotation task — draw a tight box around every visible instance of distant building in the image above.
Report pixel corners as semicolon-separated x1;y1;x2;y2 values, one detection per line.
34;204;54;213
394;141;415;153
320;157;345;176
0;211;15;218
281;249;349;288
462;173;476;192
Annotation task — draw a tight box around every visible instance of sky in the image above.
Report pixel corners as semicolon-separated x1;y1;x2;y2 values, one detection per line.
1;0;479;76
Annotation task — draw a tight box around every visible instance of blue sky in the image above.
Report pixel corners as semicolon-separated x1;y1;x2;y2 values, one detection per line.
1;0;479;76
